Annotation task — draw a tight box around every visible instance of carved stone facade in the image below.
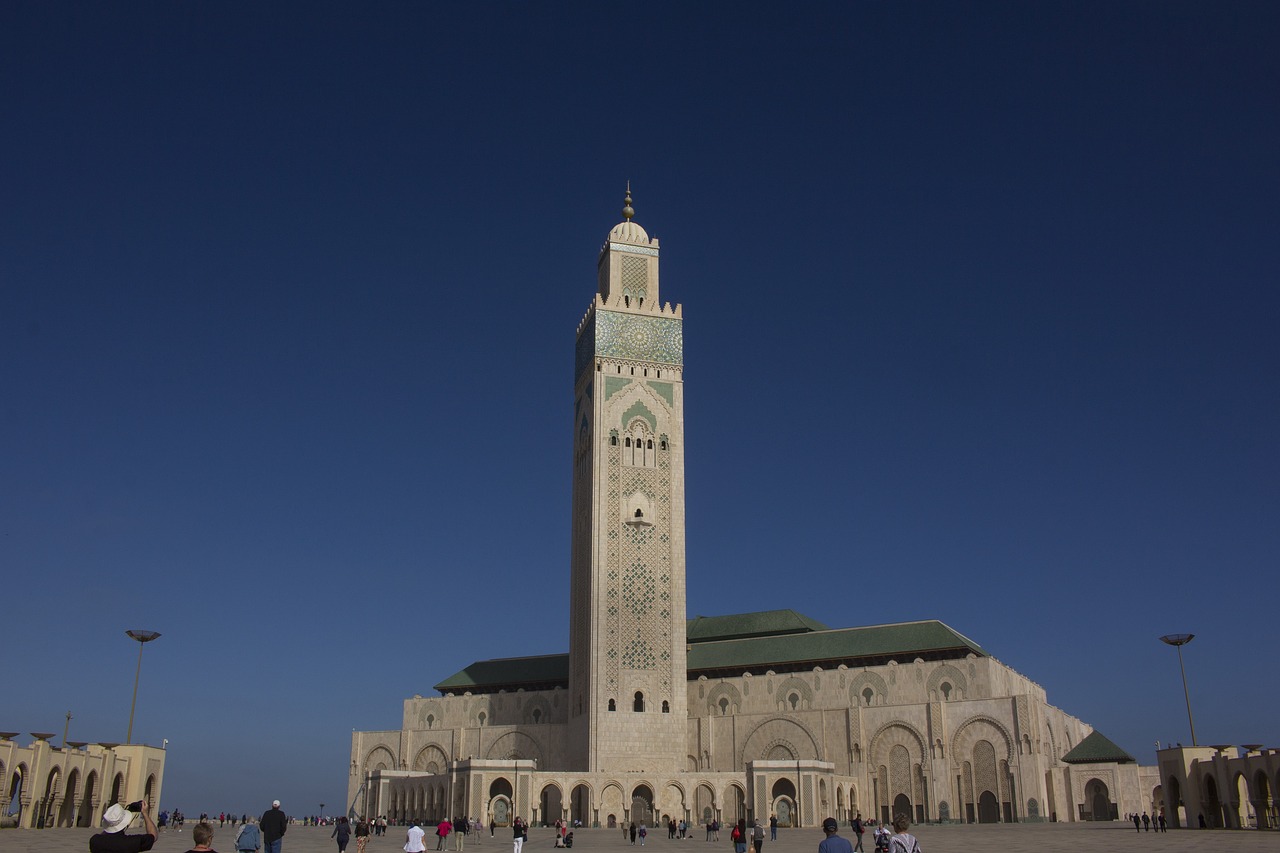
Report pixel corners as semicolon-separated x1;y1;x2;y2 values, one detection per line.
349;197;1162;830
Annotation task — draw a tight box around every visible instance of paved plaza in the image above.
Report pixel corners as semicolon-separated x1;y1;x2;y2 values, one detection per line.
2;823;1275;853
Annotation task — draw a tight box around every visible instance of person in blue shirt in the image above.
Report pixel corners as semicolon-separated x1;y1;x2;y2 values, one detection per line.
818;818;853;853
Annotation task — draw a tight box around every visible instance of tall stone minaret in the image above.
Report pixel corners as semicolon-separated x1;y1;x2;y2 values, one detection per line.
567;187;688;773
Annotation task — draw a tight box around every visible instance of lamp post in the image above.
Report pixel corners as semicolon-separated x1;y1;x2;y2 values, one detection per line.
1159;634;1197;746
125;630;161;744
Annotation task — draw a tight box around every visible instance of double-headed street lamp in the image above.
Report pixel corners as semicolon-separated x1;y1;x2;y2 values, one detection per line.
125;630;161;744
1159;633;1197;747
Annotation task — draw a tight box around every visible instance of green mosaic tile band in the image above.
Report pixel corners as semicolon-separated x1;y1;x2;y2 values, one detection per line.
577;309;683;377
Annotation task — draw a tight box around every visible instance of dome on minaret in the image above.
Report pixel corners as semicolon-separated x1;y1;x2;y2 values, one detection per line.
608;219;650;244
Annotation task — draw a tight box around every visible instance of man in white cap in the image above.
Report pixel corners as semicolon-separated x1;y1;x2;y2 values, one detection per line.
90;800;159;852
261;800;288;853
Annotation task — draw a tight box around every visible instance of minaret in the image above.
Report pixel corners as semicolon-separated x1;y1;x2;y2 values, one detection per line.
568;187;687;773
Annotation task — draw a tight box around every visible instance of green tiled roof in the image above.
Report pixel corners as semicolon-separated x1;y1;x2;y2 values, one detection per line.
435;654;569;692
1061;730;1136;764
687;620;986;675
434;613;987;694
687;609;829;643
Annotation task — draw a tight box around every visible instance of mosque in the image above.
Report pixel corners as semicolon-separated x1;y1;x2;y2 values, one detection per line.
348;191;1171;829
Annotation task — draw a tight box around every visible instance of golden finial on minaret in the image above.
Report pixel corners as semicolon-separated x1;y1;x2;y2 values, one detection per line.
622;181;634;220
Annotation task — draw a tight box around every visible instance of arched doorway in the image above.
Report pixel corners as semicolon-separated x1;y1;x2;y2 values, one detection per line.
772;779;796;827
490;778;513;826
892;794;912;823
571;784;590;827
1086;779;1111;822
541;785;563;827
39;768;60;828
725;785;746;826
977;791;999;823
1252;771;1273;829
1205;776;1222;828
631;785;653;826
696;784;715;825
109;773;123;806
79;771;97;827
1166;775;1183;828
7;767;24;824
59;770;79;827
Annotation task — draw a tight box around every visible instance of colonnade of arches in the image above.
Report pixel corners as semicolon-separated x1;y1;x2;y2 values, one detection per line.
3;757;154;829
1162;768;1280;829
376;777;756;829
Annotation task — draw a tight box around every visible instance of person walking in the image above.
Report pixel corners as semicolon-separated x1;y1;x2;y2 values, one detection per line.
851;814;865;853
406;823;428;853
333;817;353;853
819;818;854;853
437;817;453;851
769;815;777;842
354;818;371;853
751;820;764;853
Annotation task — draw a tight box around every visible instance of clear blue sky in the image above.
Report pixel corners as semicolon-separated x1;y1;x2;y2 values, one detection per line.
3;1;1277;818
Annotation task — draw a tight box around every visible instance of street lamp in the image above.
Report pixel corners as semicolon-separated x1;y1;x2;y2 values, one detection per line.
1159;634;1197;746
125;630;161;744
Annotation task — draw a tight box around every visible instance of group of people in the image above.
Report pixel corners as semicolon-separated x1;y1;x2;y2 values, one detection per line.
1129;811;1168;832
88;798;290;853
405;815;523;853
822;814;920;853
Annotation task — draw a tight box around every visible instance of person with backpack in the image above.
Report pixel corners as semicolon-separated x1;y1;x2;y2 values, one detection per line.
730;822;746;853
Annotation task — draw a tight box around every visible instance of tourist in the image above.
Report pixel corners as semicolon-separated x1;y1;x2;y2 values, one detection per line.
1158;813;1167;832
639;823;647;845
186;821;218;853
261;800;288;853
819;817;853;853
437;816;453;850
355;816;371;853
1132;813;1141;832
333;816;352;853
513;816;527;853
457;816;469;851
406;822;427;853
235;817;262;853
770;814;778;841
851;814;865;853
90;801;159;853
873;823;890;853
730;821;746;853
887;814;919;853
751;820;764;853
629;822;637;844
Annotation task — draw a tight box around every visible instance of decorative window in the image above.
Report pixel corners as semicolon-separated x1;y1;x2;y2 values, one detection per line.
427;714;435;728
718;698;730;715
940;682;952;700
532;708;542;724
610;436;618;446
477;712;486;726
862;687;874;706
788;693;799;710
608;699;616;712
634;692;645;712
662;700;670;713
